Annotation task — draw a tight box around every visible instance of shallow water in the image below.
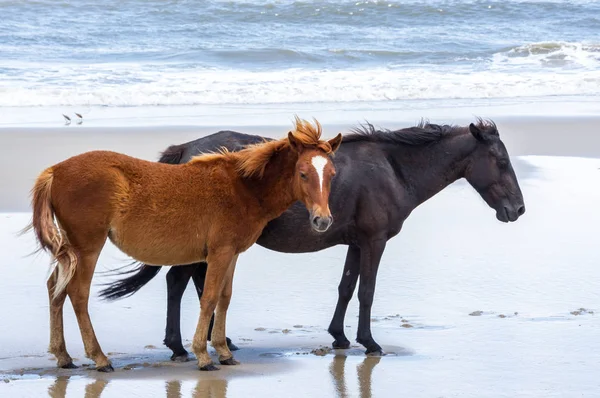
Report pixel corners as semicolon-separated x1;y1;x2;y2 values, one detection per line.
1;0;600;107
1;155;599;397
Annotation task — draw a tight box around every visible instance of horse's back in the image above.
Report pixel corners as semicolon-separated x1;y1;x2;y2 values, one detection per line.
51;150;138;196
177;131;271;164
51;150;177;208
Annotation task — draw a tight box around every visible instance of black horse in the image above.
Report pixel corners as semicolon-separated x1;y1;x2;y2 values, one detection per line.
100;119;526;360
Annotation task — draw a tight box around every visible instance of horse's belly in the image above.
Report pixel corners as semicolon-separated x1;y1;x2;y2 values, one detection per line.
108;226;206;266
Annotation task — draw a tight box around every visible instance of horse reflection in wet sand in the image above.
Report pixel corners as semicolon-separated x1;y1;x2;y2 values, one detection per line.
48;377;109;398
167;379;228;398
331;356;382;398
45;356;379;398
101;118;526;359
47;377;225;398
25;117;342;371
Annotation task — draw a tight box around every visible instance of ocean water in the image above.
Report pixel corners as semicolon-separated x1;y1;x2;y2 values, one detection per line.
1;0;600;111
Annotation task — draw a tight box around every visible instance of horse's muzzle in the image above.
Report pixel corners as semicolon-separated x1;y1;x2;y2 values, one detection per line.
310;214;333;232
498;204;525;223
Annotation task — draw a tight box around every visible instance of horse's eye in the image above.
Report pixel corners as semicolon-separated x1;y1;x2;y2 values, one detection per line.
300;172;308;181
497;159;509;169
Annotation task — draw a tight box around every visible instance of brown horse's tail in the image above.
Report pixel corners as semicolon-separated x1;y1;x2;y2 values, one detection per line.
24;168;78;299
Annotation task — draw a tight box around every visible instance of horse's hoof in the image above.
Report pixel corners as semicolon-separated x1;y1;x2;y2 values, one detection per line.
365;349;384;357
332;340;351;349
199;363;220;371
96;364;114;372
228;342;240;352
60;362;78;369
170;353;189;362
219;357;240;366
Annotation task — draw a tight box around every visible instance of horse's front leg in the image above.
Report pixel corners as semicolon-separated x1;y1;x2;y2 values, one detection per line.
327;244;361;349
192;248;235;371
191;264;239;352
210;254;239;365
356;237;387;355
164;264;196;361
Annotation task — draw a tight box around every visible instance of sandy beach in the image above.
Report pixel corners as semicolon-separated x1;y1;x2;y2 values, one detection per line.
1;111;600;397
3;0;600;394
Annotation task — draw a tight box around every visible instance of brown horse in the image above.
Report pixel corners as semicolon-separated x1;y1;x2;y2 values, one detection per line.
24;117;343;372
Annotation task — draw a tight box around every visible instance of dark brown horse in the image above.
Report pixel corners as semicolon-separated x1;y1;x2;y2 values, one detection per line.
101;118;526;359
24;117;342;371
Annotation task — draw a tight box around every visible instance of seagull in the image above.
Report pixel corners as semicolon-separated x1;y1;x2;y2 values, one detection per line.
62;114;71;125
75;112;83;125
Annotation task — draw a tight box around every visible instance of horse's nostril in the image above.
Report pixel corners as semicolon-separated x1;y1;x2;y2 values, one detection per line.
311;216;332;231
517;205;525;216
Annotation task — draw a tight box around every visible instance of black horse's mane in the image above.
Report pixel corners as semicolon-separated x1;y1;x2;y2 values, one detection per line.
344;117;498;146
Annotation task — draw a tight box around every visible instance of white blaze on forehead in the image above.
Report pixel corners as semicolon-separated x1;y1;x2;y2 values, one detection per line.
311;155;328;194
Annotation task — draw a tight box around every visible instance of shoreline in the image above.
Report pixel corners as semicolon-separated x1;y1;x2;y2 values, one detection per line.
2;96;600;128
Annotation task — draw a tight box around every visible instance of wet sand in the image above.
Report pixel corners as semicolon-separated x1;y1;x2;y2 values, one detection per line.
1;115;600;397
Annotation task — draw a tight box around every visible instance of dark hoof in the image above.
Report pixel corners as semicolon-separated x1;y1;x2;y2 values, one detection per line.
226;338;239;351
219;357;240;366
228;343;240;352
199;363;220;371
365;348;384;357
96;364;114;373
60;362;79;369
170;353;190;362
332;339;351;349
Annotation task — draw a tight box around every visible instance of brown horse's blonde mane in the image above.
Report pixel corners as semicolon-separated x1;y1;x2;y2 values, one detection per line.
189;116;335;178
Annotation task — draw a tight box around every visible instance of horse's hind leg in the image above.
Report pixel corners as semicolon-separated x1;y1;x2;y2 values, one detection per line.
67;249;112;372
47;271;76;368
164;264;195;361
211;254;238;365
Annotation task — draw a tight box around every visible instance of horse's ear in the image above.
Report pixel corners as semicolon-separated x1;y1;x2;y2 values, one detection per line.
469;123;484;141
288;131;304;153
328;133;343;153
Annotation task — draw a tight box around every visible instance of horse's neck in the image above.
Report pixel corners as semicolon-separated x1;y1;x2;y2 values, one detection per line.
400;134;476;205
246;148;299;220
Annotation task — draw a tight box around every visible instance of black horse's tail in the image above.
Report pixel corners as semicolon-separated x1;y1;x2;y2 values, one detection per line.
99;264;162;301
